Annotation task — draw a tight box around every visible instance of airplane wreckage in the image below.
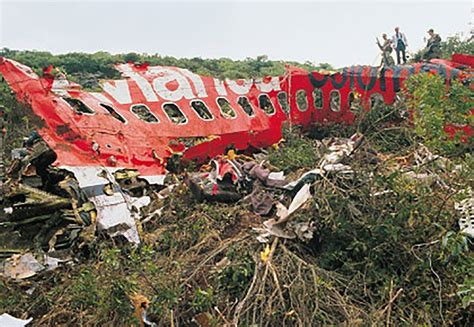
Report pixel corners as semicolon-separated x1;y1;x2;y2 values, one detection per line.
0;54;473;248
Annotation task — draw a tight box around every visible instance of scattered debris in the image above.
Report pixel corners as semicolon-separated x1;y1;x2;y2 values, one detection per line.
65;166;152;244
255;183;314;242
0;132;165;247
320;132;364;170
455;190;474;238
0;313;32;327
284;133;364;192
0;252;65;279
186;153;286;206
0;134;97;251
177;134;364;244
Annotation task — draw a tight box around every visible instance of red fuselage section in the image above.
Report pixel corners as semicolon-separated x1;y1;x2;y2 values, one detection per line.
0;55;472;177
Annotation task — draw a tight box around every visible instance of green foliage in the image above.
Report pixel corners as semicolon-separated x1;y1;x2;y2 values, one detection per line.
67;247;138;324
346;94;416;153
191;287;215;313
457;278;474;309
0;79;33;164
268;126;320;172
313;154;473;324
412;35;474;62
217;252;255;299
0;48;333;83
440;35;474;58
404;73;473;154
69;268;99;308
1;124;473;324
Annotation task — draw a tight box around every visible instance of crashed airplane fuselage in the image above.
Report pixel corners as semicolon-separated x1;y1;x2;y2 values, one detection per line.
1;54;473;179
0;54;472;244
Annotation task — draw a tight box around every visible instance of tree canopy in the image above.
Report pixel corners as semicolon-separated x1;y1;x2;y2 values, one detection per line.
0;48;333;82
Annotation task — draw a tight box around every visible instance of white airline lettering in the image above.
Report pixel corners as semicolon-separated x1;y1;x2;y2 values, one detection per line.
226;79;253;95
101;64;283;104
123;72;159;102
90;92;113;103
255;77;281;92
213;78;227;96
177;68;208;98
102;80;132;104
149;67;194;101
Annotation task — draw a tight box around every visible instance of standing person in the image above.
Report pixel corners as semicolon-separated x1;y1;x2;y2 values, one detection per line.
423;29;442;60
391;27;408;64
376;34;395;68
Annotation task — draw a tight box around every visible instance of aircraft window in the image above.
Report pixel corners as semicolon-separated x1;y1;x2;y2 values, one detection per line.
63;97;95;114
329;90;341;112
296;90;308;112
191;100;214;120
312;89;323;109
348;92;357;112
131;104;159;123
100;103;127;123
277;92;290;114
217;97;237;119
162;103;188;125
370;93;384;109
237;96;255;117
258;94;275;115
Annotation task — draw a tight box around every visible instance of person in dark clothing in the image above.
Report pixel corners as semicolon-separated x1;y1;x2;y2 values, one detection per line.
391;27;408;65
423;28;442;60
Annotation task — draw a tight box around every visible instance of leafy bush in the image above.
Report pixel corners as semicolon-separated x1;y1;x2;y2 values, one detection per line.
404;73;473;154
268;126;320;172
412;35;474;62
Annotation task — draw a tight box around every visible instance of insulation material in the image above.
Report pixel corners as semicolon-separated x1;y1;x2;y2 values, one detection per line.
455;194;474;238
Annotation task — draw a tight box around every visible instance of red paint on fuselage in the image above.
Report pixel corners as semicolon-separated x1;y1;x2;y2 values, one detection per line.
0;55;472;177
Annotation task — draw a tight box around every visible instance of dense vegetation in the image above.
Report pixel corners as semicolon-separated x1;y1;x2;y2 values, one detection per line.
0;48;332;82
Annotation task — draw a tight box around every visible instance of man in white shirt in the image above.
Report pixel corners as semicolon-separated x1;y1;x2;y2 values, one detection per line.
391;27;408;64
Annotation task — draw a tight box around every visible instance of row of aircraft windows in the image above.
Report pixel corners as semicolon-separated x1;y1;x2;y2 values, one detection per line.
63;94;280;125
164;95;277;125
297;89;340;112
64;91;385;125
296;90;385;113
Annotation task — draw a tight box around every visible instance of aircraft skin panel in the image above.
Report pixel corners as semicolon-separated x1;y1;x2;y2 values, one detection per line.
0;55;472;177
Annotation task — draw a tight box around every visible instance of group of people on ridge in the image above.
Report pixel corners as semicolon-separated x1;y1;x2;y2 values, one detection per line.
376;27;442;68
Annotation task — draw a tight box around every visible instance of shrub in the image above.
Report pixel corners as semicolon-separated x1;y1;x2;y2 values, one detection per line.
404;73;473;155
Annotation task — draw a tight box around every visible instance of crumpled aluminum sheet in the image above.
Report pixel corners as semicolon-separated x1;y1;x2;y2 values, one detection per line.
455;192;474;238
0;253;64;280
0;313;32;327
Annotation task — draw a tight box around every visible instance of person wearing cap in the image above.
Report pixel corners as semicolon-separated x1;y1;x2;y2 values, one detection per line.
423;29;442;60
391;27;408;64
